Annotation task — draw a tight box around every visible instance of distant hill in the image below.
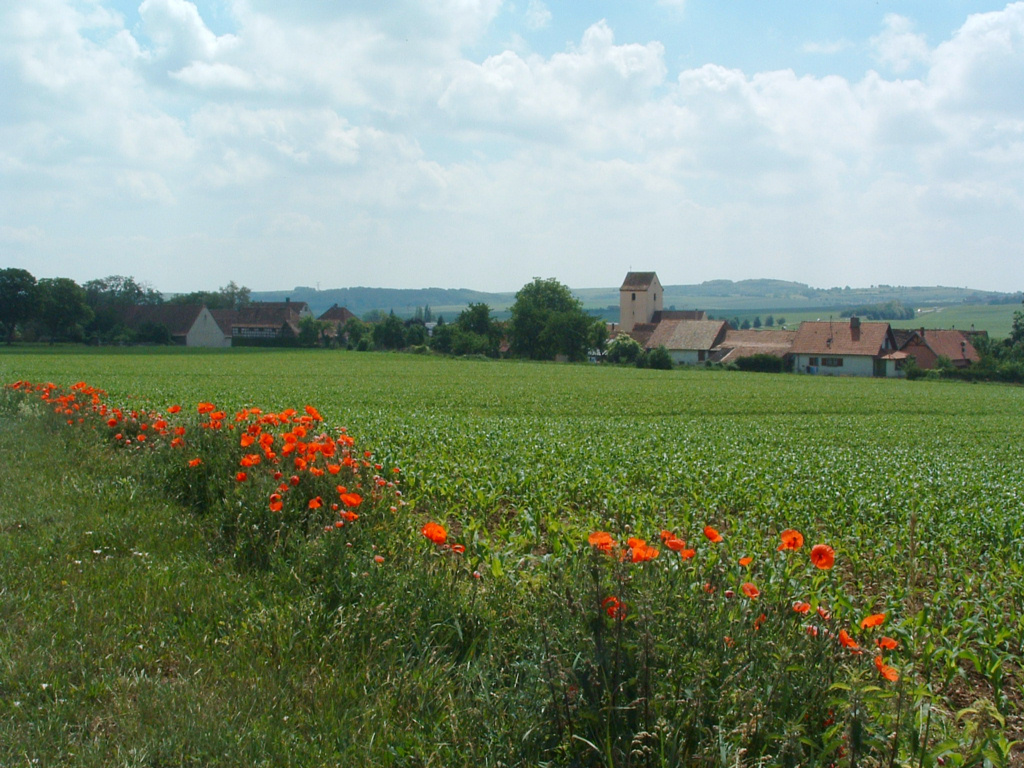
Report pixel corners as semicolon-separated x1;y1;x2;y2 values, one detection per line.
253;281;1022;327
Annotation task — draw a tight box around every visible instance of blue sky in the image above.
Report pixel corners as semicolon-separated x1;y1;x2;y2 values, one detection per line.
1;0;1022;294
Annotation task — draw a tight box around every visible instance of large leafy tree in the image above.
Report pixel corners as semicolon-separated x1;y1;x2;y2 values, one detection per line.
508;277;604;362
84;275;162;341
168;280;251;310
37;277;93;342
0;268;39;343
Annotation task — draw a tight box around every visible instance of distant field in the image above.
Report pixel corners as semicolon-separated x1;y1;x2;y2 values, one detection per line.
3;349;1023;765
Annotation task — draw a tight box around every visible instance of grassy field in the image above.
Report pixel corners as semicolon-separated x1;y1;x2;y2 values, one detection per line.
2;348;1023;766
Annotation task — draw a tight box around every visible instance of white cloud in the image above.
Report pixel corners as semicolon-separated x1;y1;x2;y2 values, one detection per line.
525;0;551;30
802;39;853;55
870;14;931;73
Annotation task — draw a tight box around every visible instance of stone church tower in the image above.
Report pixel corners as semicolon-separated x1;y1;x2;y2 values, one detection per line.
619;272;663;334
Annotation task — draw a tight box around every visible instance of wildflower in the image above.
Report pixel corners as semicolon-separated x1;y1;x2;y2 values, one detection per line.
308;496;323;510
269;493;283;513
304;405;323;421
630;542;659;563
875;654;899;682
451;543;466;554
167;405;181;414
860;613;886;630
754;613;767;631
703;525;723;543
422;522;447;545
374;555;385;564
741;582;760;599
739;556;753;567
810;544;835;570
602;596;626;620
877;636;899;651
188;458;202;467
792;601;811;614
838;629;861;651
235;472;247;483
817;605;832;621
588;531;616;554
777;529;804;551
339;492;362;508
197;402;215;414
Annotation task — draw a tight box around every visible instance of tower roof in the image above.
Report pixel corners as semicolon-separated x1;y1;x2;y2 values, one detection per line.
620;272;659;291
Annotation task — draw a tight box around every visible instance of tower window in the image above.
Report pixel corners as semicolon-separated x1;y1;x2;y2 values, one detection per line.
632;293;636;301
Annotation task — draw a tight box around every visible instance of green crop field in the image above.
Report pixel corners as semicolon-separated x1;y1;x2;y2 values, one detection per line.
2;348;1023;767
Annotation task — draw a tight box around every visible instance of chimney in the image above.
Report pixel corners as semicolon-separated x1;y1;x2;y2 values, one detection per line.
850;315;860;341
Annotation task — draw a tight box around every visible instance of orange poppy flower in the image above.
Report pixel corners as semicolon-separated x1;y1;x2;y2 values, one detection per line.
588;531;616;553
875;655;899;682
339;492;362;508
876;636;898;651
304;405;323;421
739;556;753;567
630;542;659;563
602;596;626;620
188;458;202;467
754;613;767;631
374;555;385;564
269;493;283;512
235;472;247;483
809;544;835;570
197;402;215;414
422;522;447;545
777;529;804;551
451;543;466;554
679;547;696;559
792;601;811;614
703;525;723;543
167;405;181;414
741;582;760;599
838;629;860;650
308;497;323;510
860;613;886;629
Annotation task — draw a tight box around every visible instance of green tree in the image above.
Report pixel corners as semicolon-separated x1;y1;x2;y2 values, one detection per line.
84;275;163;342
298;316;330;347
37;277;93;343
508;278;603;362
643;345;674;370
343;317;368;348
1011;300;1024;346
169;281;251;310
0;268;39;343
372;312;406;350
605;334;643;365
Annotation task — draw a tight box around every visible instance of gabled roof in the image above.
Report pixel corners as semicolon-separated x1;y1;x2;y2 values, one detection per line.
902;329;980;364
645;319;728;351
712;328;796;363
791;319;894;357
620;272;659;291
629;322;658;347
209;309;238;336
319;304;356;323
120;304;204;336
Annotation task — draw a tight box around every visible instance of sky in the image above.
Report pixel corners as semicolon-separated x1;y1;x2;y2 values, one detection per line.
2;0;1023;294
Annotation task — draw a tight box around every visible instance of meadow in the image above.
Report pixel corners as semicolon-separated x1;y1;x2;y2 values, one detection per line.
2;348;1023;766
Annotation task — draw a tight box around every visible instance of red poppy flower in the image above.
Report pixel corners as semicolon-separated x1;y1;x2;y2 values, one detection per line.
269;493;283;512
741;582;760;599
860;613;886;629
838;629;860;650
374;555;385;564
304;405;323;421
188;458;202;467
339;492;362;508
308;496;323;510
792;601;811;614
197;402;215;414
875;655;899;682
876;636;898;651
167;405;181;414
739;556;753;567
422;522;447;545
810;544;835;570
588;531;616;554
703;525;723;543
777;529;804;551
451;543;466;554
235;472;247;483
630;543;659;563
602;596;626;620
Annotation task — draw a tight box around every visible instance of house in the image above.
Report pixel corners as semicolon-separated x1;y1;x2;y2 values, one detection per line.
214;300;313;342
899;329;980;370
121;304;230;348
711;328;796;365
790;317;900;377
644;318;729;364
318;304;357;341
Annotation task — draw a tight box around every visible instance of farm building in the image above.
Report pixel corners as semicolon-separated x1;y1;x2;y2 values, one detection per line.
120;304;230;348
790;317;900;377
899;328;980;369
212;300;313;342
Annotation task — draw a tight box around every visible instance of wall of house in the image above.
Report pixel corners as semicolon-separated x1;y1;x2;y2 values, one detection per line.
902;340;938;369
619;275;663;334
793;354;876;377
186;309;232;348
667;349;705;365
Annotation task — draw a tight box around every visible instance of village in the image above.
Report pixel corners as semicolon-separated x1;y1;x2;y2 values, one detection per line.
112;270;987;378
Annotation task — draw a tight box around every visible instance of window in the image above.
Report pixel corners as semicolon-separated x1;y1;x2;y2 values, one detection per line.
808;357;819;366
821;357;844;367
632;293;636;301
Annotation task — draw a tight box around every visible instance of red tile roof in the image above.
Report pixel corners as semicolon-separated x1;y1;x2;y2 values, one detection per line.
645;319;728;351
713;329;796;363
620;272;659;291
791;319;894;356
